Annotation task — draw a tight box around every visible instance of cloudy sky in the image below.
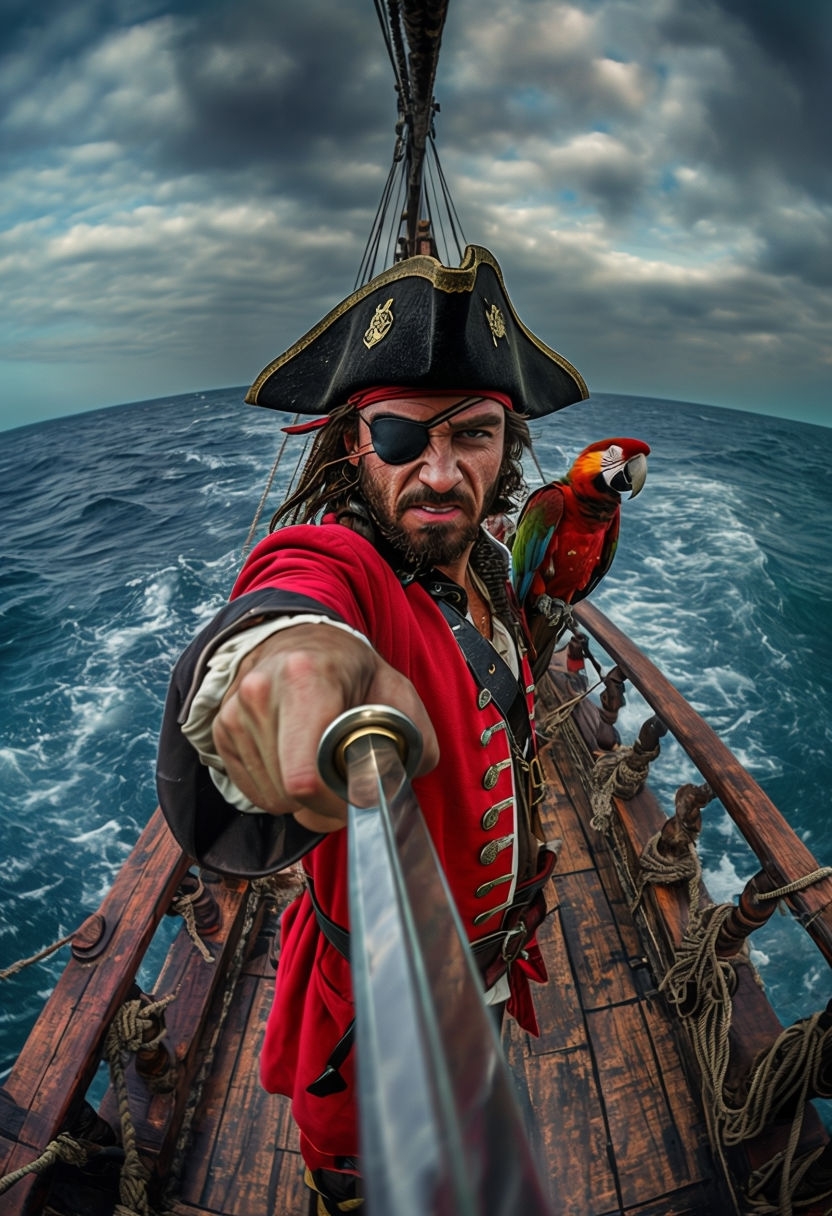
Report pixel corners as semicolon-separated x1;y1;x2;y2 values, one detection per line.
2;0;830;433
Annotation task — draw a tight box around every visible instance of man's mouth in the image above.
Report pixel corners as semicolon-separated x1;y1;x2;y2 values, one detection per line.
409;502;461;515
398;493;471;521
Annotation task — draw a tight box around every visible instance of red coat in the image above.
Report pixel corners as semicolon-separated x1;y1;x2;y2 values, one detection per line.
229;523;548;1167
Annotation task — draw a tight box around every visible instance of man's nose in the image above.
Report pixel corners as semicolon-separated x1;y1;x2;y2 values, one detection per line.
418;436;464;491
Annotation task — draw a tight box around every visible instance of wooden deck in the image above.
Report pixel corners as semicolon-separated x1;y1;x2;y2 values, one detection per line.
8;653;823;1215
503;686;734;1215
160;690;736;1216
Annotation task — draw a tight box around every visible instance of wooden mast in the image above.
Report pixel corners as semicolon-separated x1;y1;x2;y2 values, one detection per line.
399;0;449;256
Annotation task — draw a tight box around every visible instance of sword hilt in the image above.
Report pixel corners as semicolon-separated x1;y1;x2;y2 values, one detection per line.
317;704;423;801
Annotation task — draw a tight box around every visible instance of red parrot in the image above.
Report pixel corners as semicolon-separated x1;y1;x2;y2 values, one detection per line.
511;437;649;668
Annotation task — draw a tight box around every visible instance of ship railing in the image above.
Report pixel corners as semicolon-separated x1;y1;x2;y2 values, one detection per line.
561;600;832;1209
572;600;832;966
0;809;261;1215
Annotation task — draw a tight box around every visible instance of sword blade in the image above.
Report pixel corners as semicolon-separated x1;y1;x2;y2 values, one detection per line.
319;706;554;1216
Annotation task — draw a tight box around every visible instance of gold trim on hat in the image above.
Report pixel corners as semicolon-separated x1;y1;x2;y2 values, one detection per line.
246;245;589;404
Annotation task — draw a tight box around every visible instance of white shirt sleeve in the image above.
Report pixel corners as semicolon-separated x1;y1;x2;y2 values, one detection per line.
181;614;372;814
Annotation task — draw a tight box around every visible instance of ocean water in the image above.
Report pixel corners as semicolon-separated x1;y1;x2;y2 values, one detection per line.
1;387;831;1090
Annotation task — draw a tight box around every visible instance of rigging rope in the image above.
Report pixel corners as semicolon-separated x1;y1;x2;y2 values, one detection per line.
0;1134;92;1196
241;417;299;557
0;932;75;981
539;678;604;736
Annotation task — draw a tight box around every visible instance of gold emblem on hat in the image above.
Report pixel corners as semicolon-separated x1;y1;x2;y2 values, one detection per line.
485;302;507;347
363;298;395;349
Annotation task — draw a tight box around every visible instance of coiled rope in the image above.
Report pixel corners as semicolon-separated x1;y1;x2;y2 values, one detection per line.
631;833;702;917
588;741;662;836
660;887;832;1216
104;994;176;1216
0;993;175;1211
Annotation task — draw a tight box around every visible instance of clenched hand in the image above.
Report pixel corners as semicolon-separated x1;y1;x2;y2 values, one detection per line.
212;623;439;832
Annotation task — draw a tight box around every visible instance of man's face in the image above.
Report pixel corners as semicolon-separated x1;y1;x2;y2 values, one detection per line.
350;393;506;572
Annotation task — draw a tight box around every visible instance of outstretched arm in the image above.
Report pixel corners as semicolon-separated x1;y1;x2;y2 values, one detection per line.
212;622;440;833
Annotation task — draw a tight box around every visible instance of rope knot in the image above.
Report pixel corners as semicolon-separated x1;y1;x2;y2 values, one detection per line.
170;876;215;963
107;995;174;1057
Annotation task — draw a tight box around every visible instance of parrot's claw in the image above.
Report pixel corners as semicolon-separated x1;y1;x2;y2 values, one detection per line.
532;595;574;632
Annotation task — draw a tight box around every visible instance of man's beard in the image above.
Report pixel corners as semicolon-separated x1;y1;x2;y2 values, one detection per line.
359;468;494;569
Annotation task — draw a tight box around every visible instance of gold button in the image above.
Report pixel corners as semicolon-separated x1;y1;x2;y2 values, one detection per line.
480;721;507;747
481;798;512;830
482;758;511;790
479;834;514;866
475;873;513;898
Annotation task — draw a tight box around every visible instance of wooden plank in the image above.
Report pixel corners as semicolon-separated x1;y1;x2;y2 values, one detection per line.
589;826;647;968
536;744;595;874
621;1184;732;1216
586;1001;715;1209
0;808;190;1216
527;904;588;1057
170;1151;309;1216
516;1042;620;1216
556;869;640;1011
176;970;300;1213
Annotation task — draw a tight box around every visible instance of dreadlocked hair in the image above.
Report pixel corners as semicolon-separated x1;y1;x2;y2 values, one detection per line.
269;402;532;531
493;409;532;513
270;401;359;529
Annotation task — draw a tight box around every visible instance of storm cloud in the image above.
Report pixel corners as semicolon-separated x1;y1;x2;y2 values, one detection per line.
1;0;830;429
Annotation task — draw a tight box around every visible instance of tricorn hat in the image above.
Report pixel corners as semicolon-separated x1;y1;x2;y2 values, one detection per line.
245;245;588;419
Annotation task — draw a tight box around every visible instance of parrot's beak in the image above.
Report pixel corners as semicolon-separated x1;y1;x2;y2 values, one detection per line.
626;452;648;499
606;451;648;498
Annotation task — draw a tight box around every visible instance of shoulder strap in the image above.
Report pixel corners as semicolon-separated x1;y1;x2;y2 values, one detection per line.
345;513;532;753
431;594;531;755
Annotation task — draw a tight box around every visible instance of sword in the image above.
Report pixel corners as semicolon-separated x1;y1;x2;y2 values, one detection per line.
317;705;554;1216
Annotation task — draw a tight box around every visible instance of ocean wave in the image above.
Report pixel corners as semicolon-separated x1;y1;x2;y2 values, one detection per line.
1;387;830;1073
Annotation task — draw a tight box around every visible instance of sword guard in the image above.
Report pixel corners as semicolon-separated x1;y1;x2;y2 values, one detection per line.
317;704;423;801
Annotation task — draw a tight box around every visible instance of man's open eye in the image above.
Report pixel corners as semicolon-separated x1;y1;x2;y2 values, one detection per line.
457;427;493;440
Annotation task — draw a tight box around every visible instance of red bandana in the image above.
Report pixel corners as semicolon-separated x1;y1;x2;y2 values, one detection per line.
281;386;514;435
